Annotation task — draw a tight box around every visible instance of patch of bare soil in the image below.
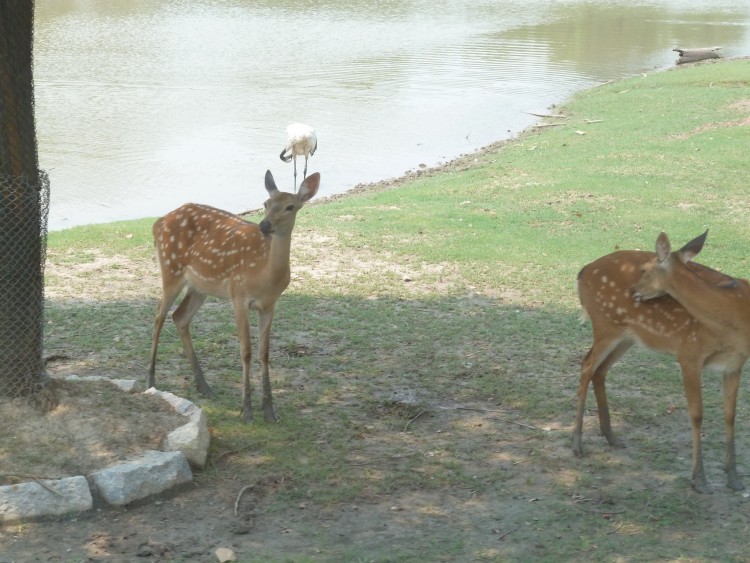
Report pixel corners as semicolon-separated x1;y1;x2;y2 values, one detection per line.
671;97;750;139
0;378;187;485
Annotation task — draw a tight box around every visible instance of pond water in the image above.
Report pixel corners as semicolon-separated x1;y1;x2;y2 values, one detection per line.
34;0;750;231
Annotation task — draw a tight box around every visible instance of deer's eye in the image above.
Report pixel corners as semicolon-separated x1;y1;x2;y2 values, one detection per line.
286;204;294;211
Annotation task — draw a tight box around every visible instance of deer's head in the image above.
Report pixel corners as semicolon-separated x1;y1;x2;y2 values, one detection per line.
632;230;707;302
259;170;320;237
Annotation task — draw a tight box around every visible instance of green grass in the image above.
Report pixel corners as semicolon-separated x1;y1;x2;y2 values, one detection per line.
34;58;750;560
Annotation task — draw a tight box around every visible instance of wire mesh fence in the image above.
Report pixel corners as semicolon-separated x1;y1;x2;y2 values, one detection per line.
0;2;51;402
0;172;50;400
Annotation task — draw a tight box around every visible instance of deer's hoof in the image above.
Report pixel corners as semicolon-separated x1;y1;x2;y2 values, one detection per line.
692;478;713;494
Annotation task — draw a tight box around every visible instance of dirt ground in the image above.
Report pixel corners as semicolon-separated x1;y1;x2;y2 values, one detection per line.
2;394;566;562
0;379;628;562
4;375;748;562
0;379;188;485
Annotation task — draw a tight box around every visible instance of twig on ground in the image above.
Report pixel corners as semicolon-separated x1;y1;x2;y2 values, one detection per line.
36;479;64;496
7;476;66;497
488;417;537;430
454;406;508;414
451;406;536;430
1;473;63;490
494;525;522;540
403;409;426;432
525;112;566;118
234;483;256;516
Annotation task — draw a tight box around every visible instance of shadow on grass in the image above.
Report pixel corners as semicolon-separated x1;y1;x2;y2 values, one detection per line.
45;291;587;424
38;290;750;560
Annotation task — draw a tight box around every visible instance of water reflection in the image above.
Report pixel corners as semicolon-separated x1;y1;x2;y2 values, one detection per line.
503;4;749;79
33;0;750;230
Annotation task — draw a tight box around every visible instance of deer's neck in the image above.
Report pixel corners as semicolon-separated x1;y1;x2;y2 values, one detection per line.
264;233;293;279
668;263;750;335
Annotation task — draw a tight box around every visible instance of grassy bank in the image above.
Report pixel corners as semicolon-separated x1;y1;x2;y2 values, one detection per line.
40;58;750;560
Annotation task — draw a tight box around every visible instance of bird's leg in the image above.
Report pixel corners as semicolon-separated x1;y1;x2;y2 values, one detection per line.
293;157;298;193
303;155;308;180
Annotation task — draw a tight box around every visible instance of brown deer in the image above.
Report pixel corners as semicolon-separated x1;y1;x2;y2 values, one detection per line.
573;231;746;493
147;170;320;422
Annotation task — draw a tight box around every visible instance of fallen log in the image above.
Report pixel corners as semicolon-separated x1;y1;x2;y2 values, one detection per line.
673;47;722;64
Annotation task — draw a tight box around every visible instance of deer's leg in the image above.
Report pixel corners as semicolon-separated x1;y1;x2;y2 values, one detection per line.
147;281;185;389
258;306;278;423
573;349;596;456
592;340;632;448
172;288;212;397
722;369;744;490
680;363;709;493
233;300;253;422
573;337;631;456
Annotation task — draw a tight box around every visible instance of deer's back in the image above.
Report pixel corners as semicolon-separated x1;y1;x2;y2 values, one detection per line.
154;203;271;298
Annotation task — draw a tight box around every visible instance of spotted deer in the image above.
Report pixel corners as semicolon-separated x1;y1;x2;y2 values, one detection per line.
147;170;320;422
573;231;747;492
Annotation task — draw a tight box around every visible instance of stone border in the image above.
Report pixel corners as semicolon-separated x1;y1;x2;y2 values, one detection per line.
0;377;210;523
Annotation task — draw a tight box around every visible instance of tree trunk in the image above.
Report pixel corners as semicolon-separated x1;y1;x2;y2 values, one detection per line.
0;1;48;398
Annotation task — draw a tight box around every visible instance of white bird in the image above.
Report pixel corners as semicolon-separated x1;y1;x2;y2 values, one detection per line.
279;123;317;191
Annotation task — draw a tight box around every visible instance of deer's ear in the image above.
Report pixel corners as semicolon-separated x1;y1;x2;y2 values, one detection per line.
298;172;320;203
265;170;279;195
655;232;671;263
678;230;707;263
